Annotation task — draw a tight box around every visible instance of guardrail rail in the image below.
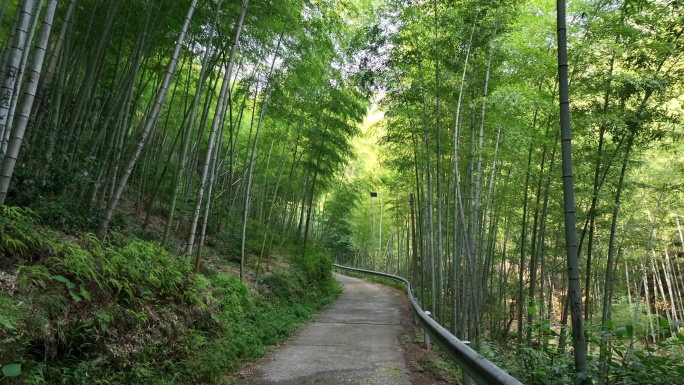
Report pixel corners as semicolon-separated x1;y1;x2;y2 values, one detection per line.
333;264;524;385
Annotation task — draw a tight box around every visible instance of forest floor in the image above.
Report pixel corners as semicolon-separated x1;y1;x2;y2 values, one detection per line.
393;285;459;385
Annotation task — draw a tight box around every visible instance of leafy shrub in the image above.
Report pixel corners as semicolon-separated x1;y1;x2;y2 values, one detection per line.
586;317;684;385
487;315;684;385
0;206;339;384
294;249;333;284
31;196;94;232
209;218;264;262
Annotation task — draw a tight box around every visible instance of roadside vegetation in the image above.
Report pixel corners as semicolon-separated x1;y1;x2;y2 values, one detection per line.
0;0;359;383
1;206;337;384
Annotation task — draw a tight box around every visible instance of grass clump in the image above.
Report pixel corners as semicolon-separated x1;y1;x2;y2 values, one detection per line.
0;206;339;384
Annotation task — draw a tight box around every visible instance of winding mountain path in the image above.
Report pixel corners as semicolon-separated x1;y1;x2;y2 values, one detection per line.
237;272;412;385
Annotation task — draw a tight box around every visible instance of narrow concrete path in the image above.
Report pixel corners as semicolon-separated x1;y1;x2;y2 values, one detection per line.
237;272;411;385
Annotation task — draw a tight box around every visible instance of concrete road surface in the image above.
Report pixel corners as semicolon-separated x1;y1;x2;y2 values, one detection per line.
237;272;411;385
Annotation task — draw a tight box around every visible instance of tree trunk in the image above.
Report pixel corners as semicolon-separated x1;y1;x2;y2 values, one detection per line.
451;11;477;337
188;0;248;256
162;11;220;244
95;0;198;238
432;0;445;325
410;193;418;288
0;0;56;205
240;33;281;281
517;141;533;348
28;0;76;132
0;0;41;154
632;186;666;338
259;114;299;272
601;134;633;325
416;49;435;315
0;0;35;156
473;27;496;336
556;0;587;376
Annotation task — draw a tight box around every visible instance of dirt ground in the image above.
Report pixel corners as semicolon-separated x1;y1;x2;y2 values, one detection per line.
395;288;460;385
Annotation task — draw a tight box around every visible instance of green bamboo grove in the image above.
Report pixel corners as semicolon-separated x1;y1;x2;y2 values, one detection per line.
1;0;683;383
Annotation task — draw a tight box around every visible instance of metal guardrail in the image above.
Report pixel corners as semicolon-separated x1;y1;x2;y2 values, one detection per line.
333;264;524;385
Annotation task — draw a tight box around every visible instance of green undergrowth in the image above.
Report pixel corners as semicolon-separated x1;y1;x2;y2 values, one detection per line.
0;206;339;384
481;317;684;384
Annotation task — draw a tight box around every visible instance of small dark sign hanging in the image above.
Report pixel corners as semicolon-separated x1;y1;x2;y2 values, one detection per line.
370;192;378;197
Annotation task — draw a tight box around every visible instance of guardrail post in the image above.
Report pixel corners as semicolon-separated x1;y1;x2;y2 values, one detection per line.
413;298;419;325
423;311;431;350
462;341;473;385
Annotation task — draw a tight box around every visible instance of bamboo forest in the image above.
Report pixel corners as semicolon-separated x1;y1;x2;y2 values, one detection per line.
0;0;683;383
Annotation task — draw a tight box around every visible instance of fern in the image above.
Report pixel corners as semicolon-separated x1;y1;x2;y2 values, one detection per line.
47;242;98;286
0;205;40;257
1;237;27;254
17;265;51;290
1;205;36;221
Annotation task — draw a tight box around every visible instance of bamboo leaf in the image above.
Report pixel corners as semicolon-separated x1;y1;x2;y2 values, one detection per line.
659;316;670;331
2;363;21;377
626;324;634;339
